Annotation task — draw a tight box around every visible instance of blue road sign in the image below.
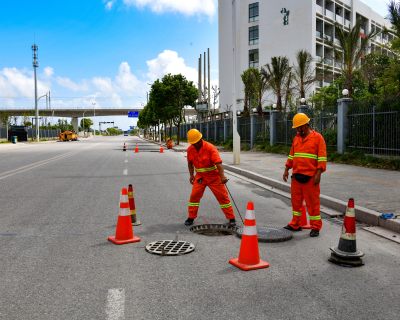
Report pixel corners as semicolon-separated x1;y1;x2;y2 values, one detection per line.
129;126;135;129
128;111;139;118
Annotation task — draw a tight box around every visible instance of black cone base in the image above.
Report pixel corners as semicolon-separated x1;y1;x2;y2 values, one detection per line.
329;252;364;267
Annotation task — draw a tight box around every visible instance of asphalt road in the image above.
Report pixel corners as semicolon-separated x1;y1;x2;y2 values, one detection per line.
0;136;399;320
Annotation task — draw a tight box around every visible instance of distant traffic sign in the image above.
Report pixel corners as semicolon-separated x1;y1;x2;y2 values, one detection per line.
129;126;135;129
128;111;139;118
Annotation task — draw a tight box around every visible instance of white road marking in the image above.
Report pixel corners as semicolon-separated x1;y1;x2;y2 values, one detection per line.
123;169;128;175
124;159;128;163
106;288;125;320
0;144;100;181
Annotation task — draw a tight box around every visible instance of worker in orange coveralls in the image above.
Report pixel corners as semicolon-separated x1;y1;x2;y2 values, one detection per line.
184;129;236;227
283;113;327;237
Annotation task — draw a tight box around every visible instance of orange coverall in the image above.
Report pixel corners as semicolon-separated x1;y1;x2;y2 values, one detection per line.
187;141;235;220
285;131;327;231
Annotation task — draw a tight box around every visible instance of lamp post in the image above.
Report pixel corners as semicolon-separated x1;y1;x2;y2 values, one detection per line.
231;0;240;164
92;101;96;135
32;44;39;142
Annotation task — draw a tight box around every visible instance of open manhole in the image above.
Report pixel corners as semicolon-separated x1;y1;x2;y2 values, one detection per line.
145;240;195;256
236;226;293;243
190;224;238;236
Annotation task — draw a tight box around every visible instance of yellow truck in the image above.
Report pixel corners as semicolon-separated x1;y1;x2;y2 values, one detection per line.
59;130;78;141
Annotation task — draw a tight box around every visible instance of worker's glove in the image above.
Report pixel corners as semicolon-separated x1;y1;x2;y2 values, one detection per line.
221;177;229;184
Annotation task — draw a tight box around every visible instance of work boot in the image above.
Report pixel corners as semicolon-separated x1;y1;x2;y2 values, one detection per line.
226;219;236;227
184;218;194;226
283;225;302;232
310;229;319;237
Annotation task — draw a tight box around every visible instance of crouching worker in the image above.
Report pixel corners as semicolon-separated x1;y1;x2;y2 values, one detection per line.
185;129;236;227
283;113;327;237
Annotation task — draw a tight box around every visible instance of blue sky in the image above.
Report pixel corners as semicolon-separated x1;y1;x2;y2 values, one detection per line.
0;0;390;130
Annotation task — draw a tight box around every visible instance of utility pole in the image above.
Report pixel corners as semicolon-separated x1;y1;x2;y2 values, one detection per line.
232;0;240;164
32;44;39;142
208;48;211;114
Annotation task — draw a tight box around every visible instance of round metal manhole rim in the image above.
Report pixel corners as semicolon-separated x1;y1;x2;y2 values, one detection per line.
190;224;238;236
145;240;195;256
236;226;293;242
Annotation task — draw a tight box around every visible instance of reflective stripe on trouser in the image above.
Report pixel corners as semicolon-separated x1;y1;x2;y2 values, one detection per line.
289;177;322;231
188;174;235;220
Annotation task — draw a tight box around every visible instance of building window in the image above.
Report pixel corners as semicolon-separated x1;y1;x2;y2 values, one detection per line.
249;26;259;45
249;49;259;68
249;3;259;22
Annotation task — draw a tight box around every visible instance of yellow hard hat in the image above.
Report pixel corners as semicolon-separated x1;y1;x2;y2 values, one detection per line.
292;113;310;128
187;129;203;144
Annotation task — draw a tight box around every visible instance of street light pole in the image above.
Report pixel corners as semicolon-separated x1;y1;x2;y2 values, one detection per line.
32;44;39;142
232;0;240;164
92;101;96;135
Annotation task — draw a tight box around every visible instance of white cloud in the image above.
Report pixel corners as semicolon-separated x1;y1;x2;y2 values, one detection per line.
105;0;115;10
43;66;54;77
115;62;141;93
146;49;197;83
122;0;216;17
57;76;88;92
92;77;114;94
0;67;48;98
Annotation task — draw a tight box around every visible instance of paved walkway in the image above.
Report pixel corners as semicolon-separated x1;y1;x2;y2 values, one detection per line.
173;142;400;216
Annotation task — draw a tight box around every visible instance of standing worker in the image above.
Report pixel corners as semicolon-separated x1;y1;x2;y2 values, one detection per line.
283;113;327;237
185;129;236;226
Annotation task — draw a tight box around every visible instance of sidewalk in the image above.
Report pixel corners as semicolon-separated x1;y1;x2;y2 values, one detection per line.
172;141;400;233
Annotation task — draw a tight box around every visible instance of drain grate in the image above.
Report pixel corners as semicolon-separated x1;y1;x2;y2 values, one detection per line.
190;224;238;236
236;226;293;242
145;240;195;256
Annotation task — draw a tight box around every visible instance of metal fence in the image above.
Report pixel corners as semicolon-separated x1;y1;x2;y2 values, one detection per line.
348;104;400;156
0;127;60;141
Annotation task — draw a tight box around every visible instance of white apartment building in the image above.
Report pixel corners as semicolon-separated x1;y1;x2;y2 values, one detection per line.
218;0;393;111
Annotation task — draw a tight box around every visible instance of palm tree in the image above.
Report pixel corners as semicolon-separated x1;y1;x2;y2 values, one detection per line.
386;1;400;50
254;68;269;114
241;68;258;116
335;19;379;95
261;56;291;111
293;50;315;99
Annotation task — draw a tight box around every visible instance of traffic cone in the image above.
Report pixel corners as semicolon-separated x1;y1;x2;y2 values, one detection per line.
159;145;164;153
229;202;269;271
329;198;364;267
299;200;311;229
134;144;139;153
123;143;126;151
108;188;141;245
128;184;141;226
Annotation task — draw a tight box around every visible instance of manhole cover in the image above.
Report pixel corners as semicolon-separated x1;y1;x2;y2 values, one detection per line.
236;226;292;242
190;224;238;236
145;240;195;256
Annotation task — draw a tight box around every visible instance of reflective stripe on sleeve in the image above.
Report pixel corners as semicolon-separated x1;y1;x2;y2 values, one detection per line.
317;156;327;162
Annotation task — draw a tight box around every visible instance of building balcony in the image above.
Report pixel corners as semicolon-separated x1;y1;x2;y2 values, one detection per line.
344;19;351;28
324;34;333;42
342;0;352;7
249;62;259;68
336;15;343;24
335;61;343;68
316;56;323;63
325;9;335;21
316;5;323;15
334;38;341;46
316;30;323;38
324;58;333;65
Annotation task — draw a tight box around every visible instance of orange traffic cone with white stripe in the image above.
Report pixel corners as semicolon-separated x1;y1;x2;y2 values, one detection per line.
229;201;269;271
128;184;141;226
159;145;164;153
299;200;311;229
134;144;139;153
108;188;141;245
329;198;364;267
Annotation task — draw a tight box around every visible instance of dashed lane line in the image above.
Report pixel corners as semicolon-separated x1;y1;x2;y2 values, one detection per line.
106;288;125;320
0;144;100;181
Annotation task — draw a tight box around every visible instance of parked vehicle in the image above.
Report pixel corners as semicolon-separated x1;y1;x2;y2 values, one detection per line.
59;130;78;141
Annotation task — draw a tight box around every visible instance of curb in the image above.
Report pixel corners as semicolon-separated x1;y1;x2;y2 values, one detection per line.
223;164;400;234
